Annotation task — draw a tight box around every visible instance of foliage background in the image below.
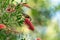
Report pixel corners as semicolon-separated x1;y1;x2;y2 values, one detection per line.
26;0;60;40
0;0;60;40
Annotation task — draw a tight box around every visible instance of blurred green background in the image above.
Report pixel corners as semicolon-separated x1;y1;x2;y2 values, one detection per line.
25;0;60;40
0;0;60;40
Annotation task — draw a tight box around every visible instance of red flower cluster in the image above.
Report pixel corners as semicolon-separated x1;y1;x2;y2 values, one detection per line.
0;24;6;29
24;18;34;31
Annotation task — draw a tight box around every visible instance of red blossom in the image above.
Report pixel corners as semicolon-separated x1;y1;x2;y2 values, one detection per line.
0;24;6;29
24;18;34;31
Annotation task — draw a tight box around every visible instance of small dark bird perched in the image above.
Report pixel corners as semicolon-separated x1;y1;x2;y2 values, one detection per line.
22;13;31;21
